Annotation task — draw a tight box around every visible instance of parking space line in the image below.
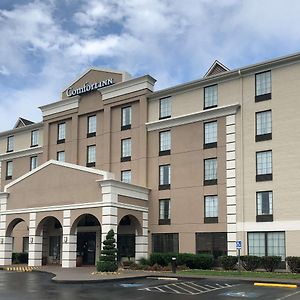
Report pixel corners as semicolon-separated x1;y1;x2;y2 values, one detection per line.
276;290;300;300
171;283;194;294
188;282;211;291
163;285;181;294
180;282;203;292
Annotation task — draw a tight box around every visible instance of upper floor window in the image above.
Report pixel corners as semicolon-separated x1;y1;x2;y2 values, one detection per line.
57;122;66;144
204;158;217;185
121;170;131;183
159;97;171;119
57;151;65;162
87;115;97;138
256;150;272;181
159;130;171;156
255;71;271;102
159;199;171;225
30;156;38;171
204;85;218;109
121;106;132;130
204;195;218;223
7;136;14;152
31;130;39;147
86;145;96;167
121;138;131;162
256;110;272;142
256;191;273;222
159;164;171;190
6;161;13;180
204;121;217;148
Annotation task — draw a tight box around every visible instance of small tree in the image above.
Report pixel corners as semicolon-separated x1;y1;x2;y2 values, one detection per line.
97;229;118;272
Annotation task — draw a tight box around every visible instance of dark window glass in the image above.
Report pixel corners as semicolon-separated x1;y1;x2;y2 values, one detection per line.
152;233;179;253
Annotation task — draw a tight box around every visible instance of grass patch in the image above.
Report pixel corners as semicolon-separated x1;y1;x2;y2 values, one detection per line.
178;269;300;280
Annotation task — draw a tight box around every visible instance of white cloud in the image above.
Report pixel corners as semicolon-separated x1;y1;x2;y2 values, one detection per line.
1;0;300;131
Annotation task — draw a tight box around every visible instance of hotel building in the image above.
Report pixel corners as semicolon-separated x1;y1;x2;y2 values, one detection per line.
0;52;299;267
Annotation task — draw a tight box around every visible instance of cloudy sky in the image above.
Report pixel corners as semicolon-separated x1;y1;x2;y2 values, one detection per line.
0;0;300;131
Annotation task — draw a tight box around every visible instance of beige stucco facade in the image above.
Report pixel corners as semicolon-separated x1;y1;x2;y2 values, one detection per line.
1;53;300;267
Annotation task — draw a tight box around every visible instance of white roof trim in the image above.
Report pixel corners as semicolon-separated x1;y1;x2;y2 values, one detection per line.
204;60;230;77
146;104;240;131
101;75;156;101
4;160;114;192
39;96;80;117
13;118;26;129
61;67;132;94
0;146;43;162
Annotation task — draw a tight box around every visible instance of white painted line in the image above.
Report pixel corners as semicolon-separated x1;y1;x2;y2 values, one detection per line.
277;290;300;300
154;287;165;292
189;282;211;291
181;282;202;292
163;285;181;294
156;277;178;281
171;283;194;294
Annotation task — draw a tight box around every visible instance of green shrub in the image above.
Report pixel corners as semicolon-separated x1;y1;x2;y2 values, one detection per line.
286;257;300;273
176;253;195;267
139;257;150;266
261;256;281;272
97;229;118;272
240;256;261;271
149;253;175;266
12;252;28;264
219;255;238;270
192;254;214;270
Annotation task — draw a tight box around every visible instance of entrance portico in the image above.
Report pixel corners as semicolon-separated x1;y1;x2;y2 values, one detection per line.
0;160;149;268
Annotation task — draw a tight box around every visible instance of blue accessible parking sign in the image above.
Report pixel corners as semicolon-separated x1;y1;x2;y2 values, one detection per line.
236;240;242;250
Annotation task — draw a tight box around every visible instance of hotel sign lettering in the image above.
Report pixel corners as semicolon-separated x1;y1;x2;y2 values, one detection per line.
66;78;114;97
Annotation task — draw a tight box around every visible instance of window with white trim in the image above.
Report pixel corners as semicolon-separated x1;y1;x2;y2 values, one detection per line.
121;170;131;183
87;115;96;137
204;121;217;148
30;156;38;171
204;158;217;185
159;164;171;189
159;97;171;119
121;138;131;161
256;110;272;141
6;161;13;180
256;71;271;99
204;85;218;109
57;151;65;162
57;123;66;143
256;150;272;181
31;130;39;147
204;195;218;223
121;106;132;130
87;145;96;167
159;130;171;155
7;136;14;152
256;191;273;222
159;199;170;225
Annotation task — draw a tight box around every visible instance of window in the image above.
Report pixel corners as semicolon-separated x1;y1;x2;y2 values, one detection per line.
31;130;39;147
30;156;38;171
87;115;96;137
159;199;170;225
87;145;96;167
204;158;217;185
204;85;218;109
6;161;13;180
159;164;171;190
121;106;132;130
196;232;227;258
256;150;272;181
7;136;14;152
57;151;65;162
248;232;285;259
204;121;217;148
159;97;171;119
256;191;273;222
23;237;29;253
121;138;131;162
256;110;272;141
57;122;66;143
255;71;271;101
152;233;179;253
159;130;171;156
121;170;131;183
204;195;218;223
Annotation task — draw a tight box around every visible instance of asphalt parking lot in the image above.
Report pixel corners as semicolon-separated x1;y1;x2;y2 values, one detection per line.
0;271;299;300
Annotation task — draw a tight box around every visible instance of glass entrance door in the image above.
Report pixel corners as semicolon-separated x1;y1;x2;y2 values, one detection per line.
77;232;96;265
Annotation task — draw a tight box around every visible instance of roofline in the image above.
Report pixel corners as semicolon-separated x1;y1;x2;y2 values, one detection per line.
148;51;300;99
0;122;43;137
61;67;132;94
203;60;230;77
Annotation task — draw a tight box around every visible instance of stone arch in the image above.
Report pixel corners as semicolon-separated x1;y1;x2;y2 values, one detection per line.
118;214;143;236
6;218;27;237
35;216;63;236
70;213;101;235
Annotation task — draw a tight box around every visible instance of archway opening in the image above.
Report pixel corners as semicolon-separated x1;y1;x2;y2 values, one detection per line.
72;214;101;266
36;216;62;265
117;215;142;262
6;218;29;265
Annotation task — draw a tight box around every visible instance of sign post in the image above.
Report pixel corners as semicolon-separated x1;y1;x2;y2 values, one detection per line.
236;240;242;274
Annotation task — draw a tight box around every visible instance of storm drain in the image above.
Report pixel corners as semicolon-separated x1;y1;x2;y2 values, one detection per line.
139;281;236;296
